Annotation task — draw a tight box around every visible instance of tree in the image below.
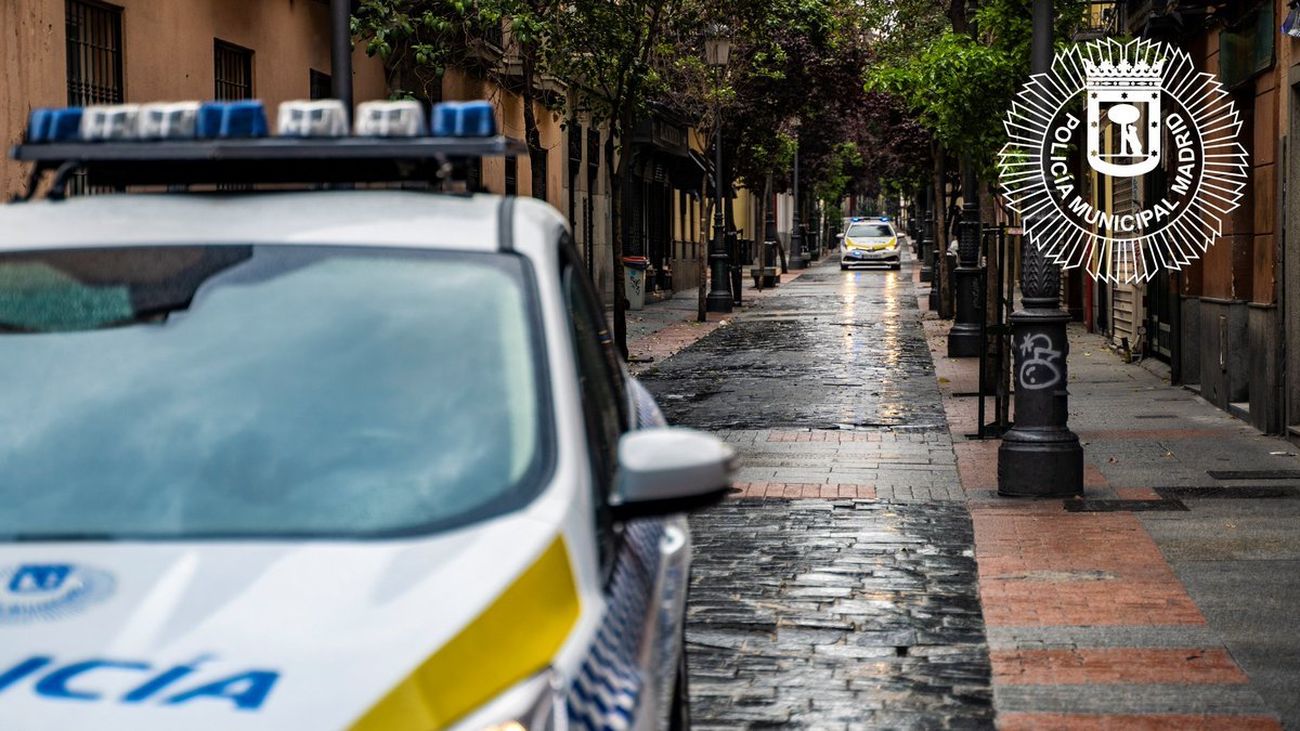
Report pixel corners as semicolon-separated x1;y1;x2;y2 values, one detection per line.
353;0;564;200
552;0;687;356
352;0;500;98
861;0;1084;316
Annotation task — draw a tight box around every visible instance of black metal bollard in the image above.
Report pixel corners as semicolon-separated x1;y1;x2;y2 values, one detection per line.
997;239;1084;496
997;0;1083;498
948;217;984;356
920;188;935;284
949;161;983;356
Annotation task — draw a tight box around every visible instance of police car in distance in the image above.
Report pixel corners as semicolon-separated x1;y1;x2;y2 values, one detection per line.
839;218;901;271
0;98;735;730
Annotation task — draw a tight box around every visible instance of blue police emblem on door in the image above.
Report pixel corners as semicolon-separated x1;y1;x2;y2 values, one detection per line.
0;564;115;624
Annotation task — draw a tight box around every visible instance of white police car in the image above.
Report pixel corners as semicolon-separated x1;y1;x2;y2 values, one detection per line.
0;99;734;730
839;218;901;270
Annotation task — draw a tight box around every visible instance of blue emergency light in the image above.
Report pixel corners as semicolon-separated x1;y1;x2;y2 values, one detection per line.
12;98;526;198
432;101;497;138
197;101;269;139
26;108;84;143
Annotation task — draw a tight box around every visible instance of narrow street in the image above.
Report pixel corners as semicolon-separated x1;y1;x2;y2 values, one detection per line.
638;253;996;729
632;242;1300;730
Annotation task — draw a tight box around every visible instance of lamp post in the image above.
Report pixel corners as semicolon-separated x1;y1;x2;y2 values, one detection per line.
997;0;1083;497
329;0;353;117
705;29;733;314
915;188;935;283
947;159;983;356
788;138;807;269
925;184;940;312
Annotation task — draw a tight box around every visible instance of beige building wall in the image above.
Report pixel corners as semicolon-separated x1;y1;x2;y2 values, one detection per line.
3;0;387;200
442;68;566;208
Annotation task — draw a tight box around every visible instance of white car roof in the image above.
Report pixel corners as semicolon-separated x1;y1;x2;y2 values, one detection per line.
0;190;535;252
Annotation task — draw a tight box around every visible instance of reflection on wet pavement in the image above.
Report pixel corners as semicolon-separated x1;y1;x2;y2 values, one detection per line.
641;267;947;432
641;258;994;729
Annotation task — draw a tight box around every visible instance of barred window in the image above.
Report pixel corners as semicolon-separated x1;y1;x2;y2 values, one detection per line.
587;128;600;194
65;0;123;195
569;122;584;167
466;157;483;192
66;0;123;107
214;40;254;100
530;145;548;202
309;69;332;100
504;155;517;196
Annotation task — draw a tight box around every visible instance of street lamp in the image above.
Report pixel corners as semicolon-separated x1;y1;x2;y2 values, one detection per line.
329;0;353;117
788;128;807;270
947;159;983;357
705;26;733;313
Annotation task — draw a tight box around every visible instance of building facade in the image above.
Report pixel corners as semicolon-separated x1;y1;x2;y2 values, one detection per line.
1076;0;1298;441
2;0;389;199
2;1;711;304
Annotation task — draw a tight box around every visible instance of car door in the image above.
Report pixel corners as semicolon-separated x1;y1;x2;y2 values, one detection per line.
559;251;689;731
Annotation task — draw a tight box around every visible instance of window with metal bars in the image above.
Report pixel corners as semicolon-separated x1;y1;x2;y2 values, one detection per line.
504;155;517;196
586;128;600;193
65;0;123;195
466;157;483;192
309;69;332;100
66;0;124;107
214;40;254;100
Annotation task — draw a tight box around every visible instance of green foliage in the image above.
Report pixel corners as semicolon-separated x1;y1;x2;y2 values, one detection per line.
351;0;560;100
864;0;1085;176
867;31;1020;174
812;141;863;204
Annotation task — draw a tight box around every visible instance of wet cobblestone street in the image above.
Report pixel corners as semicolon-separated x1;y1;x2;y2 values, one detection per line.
639;256;994;728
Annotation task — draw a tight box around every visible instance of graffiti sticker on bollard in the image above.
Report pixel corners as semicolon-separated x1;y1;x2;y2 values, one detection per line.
1017;334;1062;391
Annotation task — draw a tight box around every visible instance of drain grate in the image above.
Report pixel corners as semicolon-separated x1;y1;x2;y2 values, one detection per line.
1155;485;1299;499
1064;499;1188;512
1207;470;1300;480
1134;414;1176;419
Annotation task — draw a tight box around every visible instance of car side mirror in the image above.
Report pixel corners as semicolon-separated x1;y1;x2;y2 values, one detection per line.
836;233;845;240
611;427;735;519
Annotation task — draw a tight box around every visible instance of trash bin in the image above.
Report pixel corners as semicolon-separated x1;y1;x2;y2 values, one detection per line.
623;255;649;310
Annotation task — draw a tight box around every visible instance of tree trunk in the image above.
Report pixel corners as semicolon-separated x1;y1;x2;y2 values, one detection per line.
521;50;544;202
698;177;709;323
755;177;768;291
933;142;952;318
608;127;629;358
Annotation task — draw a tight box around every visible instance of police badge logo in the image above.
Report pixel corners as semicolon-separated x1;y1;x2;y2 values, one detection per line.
999;39;1249;285
0;563;115;624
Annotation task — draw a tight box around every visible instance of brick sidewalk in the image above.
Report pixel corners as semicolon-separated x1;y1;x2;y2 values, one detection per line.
922;281;1300;728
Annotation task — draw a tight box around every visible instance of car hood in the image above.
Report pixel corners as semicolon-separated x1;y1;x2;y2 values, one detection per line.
0;514;575;730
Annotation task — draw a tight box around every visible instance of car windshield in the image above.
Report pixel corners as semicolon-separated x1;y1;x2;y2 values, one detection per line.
847;223;893;238
0;245;549;539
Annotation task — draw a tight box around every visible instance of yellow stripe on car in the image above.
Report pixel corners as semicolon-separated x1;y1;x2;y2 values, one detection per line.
350;537;580;731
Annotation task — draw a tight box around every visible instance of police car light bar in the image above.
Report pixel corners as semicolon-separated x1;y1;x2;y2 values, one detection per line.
277;100;349;138
354;100;425;137
24;99;498;143
11;98;519;199
138;102;201;140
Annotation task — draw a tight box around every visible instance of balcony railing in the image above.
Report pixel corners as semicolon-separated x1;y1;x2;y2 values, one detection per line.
1072;0;1124;40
